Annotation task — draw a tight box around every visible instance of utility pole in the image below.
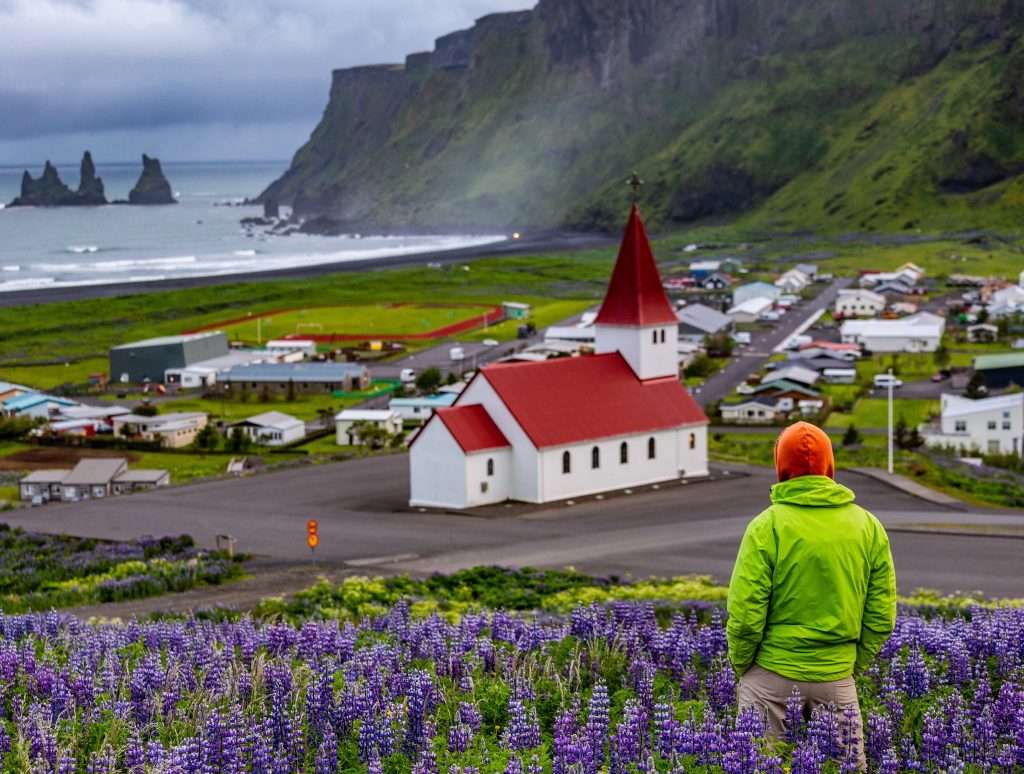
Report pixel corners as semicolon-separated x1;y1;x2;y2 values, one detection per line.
887;367;894;475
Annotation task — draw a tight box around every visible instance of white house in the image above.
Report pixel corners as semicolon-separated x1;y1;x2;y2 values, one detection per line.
266;339;318;359
229;411;305;446
112;412;209;448
775;269;810;293
336;409;403;445
922;393;1024;456
835;289;886;318
409;206;709;510
987;285;1024;319
840;311;946;353
727;296;774;324
720;398;782;425
732;281;780;308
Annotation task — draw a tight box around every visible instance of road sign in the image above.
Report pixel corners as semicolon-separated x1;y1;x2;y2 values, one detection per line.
306;519;319;552
306;519;318;535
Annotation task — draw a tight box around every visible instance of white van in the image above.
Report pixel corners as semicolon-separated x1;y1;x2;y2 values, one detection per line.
873;374;903;389
399;368;416;384
449;347;466;362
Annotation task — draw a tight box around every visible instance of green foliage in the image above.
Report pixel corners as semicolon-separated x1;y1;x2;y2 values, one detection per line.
228;427;252;453
193;423;220;451
842;423;862;447
415;367;443;393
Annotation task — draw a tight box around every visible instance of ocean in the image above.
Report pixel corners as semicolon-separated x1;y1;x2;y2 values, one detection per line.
0;160;505;293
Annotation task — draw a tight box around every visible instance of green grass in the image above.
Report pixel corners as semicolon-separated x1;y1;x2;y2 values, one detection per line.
461;299;594;342
153;386;393;423
826;398;939;430
218;302;496;343
0;359;108;391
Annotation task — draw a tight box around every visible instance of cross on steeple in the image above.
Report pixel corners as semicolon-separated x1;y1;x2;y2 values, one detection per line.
627;171;643;203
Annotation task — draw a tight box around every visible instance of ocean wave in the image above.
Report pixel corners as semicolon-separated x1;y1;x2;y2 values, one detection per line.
66;245;100;254
1;265;19;272
233;249;257;257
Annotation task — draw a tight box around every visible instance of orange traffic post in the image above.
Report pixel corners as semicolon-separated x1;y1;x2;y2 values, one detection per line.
306;519;319;555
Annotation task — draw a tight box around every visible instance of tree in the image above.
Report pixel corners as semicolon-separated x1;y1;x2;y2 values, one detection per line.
965;371;987;399
842;424;862;447
194;424;220;451
704;332;734;358
894;417;909;450
227;427;252;453
259;385;271;403
933;343;950;370
415;367;443;393
352;421;390;449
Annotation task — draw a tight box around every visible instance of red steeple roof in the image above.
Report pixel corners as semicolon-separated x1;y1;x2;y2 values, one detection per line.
595;204;678;327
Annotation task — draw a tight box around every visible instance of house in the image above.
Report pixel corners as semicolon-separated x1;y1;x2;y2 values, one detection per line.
677;303;733;343
409;205;709;510
727;297;774;324
111;469;171;494
821;368;858;385
502;302;531;320
0;382;30;404
59;458;128;501
700;272;732;291
336;409;403;445
732;282;780;308
112;412;208;448
229;411;305;446
973;353;1024;390
795;341;862;361
987;285;1024;319
775;269;810;293
889;302;919;316
18;470;67;503
2;394;78;420
390;393;459;423
164;349;286;388
221;362;370;395
790;355;858;372
752;380;822;413
922;393;1023;456
20;458;170;503
794;263;818;281
873;279;916;296
265;339;318;359
110;331;229;384
834;289;885;318
860;263;924;290
840;312;945;353
967;324;999;343
762;365;820;389
720;398;782;425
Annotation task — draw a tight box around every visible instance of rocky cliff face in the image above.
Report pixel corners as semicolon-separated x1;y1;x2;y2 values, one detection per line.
9;152;108;207
261;0;1024;232
128;155;176;205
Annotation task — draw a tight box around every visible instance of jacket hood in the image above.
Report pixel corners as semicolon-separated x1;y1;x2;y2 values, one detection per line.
775;421;836;481
770;475;856;507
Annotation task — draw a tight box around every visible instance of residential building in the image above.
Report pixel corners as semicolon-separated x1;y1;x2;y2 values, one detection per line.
2;394;78;420
794;263;818;280
775;269;810;293
727;297;774;324
873;279;916;296
112;412;208;448
922;393;1023;456
840;311;946;353
834;289;885;318
229;411;306;446
700;272;731;291
221;362;370;395
720;398;782;424
110;331;229;384
967;324;999;343
409;206;709;510
732;282;780;308
889;302;919;316
336;409;403;445
164;349;286;388
987;285;1024;319
677;303;732;343
794;341;862;361
20;458;170;503
762;365;820;389
390;393;459;423
18;470;67;503
860;263;924;290
974;353;1024;390
111;469;171;494
59;458;128;501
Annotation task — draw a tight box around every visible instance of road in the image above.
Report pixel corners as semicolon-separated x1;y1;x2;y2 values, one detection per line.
695;278;852;406
6;455;1023;596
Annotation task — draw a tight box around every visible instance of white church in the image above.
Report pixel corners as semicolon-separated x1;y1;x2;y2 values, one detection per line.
408;205;709;509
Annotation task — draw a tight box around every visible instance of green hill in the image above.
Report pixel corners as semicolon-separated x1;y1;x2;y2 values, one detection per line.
260;0;1024;234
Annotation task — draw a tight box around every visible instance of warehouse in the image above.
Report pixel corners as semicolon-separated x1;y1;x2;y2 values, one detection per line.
109;332;229;384
221;362;370;396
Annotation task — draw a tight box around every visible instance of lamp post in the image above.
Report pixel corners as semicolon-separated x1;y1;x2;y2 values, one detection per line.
887;367;894;475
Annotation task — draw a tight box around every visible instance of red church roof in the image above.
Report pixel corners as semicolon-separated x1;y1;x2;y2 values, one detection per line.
595;205;678;327
479;353;706;449
434;404;510;453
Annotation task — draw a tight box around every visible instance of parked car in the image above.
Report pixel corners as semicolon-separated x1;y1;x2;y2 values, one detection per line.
400;368;416;384
873;374;904;389
482;339;499;347
449;347;466;362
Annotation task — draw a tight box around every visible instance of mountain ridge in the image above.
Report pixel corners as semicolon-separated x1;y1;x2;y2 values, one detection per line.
260;0;1024;233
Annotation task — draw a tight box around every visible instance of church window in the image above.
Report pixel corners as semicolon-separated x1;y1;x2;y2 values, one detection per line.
652;330;658;344
591;446;601;469
660;329;666;343
562;451;571;475
487;458;494;477
648;437;656;459
620;442;628;464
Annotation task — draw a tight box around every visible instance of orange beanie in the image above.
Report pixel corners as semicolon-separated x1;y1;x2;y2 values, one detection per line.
774;421;836;482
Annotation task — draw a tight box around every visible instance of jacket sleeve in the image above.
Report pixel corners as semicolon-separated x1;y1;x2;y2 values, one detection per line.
855;518;897;674
727;513;776;675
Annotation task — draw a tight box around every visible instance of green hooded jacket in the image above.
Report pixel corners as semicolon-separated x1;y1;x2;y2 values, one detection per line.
726;475;897;682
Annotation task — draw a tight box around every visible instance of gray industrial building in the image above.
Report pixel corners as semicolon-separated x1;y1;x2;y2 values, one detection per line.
221;362;371;395
110;332;229;384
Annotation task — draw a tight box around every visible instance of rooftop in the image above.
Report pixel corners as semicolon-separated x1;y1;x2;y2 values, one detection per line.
728;297;774;316
678;303;732;334
222;362;366;382
114;469;169;483
62;458;127;485
336;409;400;421
20;469;69;483
974;352;1024;371
232;411;304;430
434;404;511;453
110;331;225;350
3;393;77;411
390;393;460;407
940;392;1023;417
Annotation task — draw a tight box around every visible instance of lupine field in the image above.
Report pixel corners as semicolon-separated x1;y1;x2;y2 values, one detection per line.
0;588;1022;772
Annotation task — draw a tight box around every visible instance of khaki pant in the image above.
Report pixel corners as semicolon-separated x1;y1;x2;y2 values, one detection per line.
737;664;866;771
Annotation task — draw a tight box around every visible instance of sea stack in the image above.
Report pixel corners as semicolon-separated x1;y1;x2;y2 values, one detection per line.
9;161;76;206
75;151;107;205
128;154;176;205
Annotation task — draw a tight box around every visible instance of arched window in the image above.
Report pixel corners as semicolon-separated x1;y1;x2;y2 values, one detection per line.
591;446;601;469
648;437;656;459
689;432;697;450
487;458;494;477
562;451;571;475
620;441;628;464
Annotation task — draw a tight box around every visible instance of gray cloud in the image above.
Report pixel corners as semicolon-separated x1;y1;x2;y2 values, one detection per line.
0;0;533;163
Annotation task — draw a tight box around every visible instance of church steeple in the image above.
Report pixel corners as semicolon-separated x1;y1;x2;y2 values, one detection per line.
594;205;679;381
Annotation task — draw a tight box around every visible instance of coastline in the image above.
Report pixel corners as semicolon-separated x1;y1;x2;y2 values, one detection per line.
0;230;614;308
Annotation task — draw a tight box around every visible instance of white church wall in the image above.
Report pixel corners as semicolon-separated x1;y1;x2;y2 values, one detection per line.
460;377;541;502
676;424;710;478
409;419;468;509
538;429;680;502
465;448;513;507
596;325;678;380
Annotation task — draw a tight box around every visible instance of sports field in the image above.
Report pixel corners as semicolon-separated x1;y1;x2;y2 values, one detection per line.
207;303;502;343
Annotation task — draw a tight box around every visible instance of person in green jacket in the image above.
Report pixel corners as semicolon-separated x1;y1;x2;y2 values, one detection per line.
727;421;896;769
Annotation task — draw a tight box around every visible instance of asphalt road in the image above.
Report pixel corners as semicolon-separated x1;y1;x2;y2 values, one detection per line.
695;278;852;406
6;455;1022;596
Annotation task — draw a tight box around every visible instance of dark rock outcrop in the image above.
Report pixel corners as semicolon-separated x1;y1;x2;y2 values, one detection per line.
75;151;107;205
128;155;176;205
8;151;108;207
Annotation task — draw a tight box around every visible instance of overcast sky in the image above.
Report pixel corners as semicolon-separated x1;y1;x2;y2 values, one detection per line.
0;0;532;165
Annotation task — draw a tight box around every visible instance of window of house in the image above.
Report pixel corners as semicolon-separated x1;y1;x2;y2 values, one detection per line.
487;458;494;476
988;421;997;430
689;433;696;450
591;446;601;469
955;420;966;432
1003;421;1011;431
620;442;628;464
562;451;571;475
648;437;656;459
